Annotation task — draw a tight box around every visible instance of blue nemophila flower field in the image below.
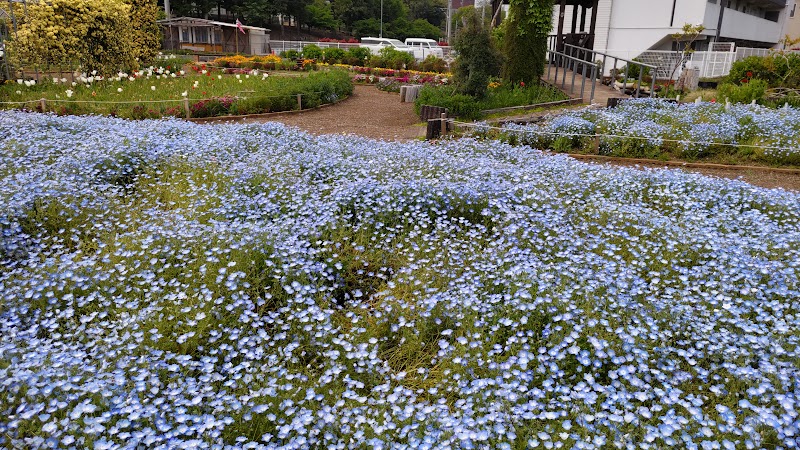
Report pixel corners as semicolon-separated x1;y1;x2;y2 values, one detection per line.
499;99;800;165
1;111;799;449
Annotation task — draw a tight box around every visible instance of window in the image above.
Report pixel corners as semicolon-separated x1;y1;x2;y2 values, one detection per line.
194;27;210;44
180;27;191;42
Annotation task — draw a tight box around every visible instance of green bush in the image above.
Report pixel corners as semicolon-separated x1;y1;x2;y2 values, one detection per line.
419;55;448;73
322;47;346;64
717;80;768;104
230;97;272;115
280;49;301;60
618;58;651;80
369;47;416;70
453;8;502;98
727;54;800;87
302;44;323;61
415;83;567;121
415;86;482;120
344;47;372;66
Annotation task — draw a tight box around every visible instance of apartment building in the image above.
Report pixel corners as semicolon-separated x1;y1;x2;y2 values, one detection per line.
554;0;788;59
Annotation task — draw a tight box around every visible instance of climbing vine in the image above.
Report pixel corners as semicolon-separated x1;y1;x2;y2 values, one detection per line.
502;0;553;84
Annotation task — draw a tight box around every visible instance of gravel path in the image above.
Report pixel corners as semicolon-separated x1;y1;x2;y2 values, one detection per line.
246;84;425;141
251;85;800;192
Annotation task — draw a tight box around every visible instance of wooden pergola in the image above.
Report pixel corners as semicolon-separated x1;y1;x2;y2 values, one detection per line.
490;0;600;51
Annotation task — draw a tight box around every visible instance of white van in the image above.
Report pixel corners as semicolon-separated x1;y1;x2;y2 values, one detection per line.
360;37;415;56
404;38;444;60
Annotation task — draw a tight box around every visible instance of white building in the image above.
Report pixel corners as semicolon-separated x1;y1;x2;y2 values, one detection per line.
554;0;789;60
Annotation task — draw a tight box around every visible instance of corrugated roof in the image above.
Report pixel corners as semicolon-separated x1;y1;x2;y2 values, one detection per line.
157;17;270;33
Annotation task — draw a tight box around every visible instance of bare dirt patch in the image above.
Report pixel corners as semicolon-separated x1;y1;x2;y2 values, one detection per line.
245;84;425;141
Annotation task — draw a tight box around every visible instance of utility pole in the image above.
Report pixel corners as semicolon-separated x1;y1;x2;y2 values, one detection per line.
446;0;452;44
380;0;383;38
164;0;171;20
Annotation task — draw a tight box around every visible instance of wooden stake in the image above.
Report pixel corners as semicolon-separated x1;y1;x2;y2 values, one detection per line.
440;112;447;136
297;94;302;110
184;97;191;118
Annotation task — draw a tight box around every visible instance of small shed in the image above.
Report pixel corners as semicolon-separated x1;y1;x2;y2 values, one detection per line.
158;17;270;55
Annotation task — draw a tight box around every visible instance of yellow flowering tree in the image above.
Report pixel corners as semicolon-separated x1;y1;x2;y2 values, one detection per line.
123;0;162;66
7;0;138;75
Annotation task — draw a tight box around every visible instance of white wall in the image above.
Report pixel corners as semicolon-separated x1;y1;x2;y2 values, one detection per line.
703;2;785;45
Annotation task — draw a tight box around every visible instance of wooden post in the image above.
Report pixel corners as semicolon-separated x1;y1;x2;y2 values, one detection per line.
400;86;407;103
556;0;567;52
593;134;600;153
184;97;191;118
297;94;302;110
40;98;46;113
440;112;447;136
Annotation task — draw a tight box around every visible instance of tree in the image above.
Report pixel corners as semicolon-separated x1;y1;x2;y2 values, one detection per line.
452;8;501;98
124;0;162;66
501;0;552;85
305;0;338;31
8;0;137;75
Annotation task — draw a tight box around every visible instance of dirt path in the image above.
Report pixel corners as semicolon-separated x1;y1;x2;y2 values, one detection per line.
245;84;425;141
251;85;800;192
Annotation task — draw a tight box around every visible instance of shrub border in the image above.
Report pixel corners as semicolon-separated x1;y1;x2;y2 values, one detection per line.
185;93;351;124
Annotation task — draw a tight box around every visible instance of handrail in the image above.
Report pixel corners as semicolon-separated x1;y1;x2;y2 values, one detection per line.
545;48;599;104
561;43;657;99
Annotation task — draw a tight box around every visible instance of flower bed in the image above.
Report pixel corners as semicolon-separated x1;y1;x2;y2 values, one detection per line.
1;68;353;119
1;111;799;448
498;98;800;166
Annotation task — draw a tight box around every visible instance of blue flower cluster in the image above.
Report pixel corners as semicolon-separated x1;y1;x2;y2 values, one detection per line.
1;111;799;449
503;99;800;163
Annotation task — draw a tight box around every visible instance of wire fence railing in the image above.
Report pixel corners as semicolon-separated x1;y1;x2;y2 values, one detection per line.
434;118;800;156
0;90;333;118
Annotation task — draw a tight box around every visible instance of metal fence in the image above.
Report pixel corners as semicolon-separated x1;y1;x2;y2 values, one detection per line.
270;40;455;60
624;46;790;81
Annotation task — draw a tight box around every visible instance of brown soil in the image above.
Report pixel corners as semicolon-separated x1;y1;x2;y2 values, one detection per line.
248;84;800;192
244;84;425;141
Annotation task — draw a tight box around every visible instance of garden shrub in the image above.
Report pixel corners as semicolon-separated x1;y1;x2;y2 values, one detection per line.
302;44;324;61
452;8;502;98
322;47;346;64
344;47;372;66
419;55;448;74
369;48;416;71
618;58;651;81
415;86;481;120
7;0;138;75
717;80;768;104
727;53;800;87
280;49;301;60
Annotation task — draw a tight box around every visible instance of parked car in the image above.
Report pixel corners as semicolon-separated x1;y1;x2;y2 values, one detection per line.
404;38;444;61
359;37;415;56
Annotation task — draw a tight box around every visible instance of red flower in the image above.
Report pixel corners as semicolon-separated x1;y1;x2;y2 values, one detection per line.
520;81;526;87
746;71;753;78
741;78;749;84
